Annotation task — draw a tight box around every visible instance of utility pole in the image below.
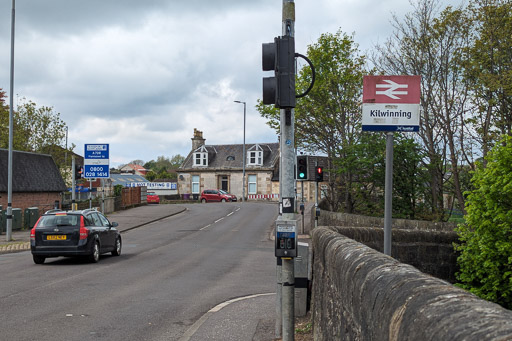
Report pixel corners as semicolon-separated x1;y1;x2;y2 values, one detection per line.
72;156;76;211
6;0;16;242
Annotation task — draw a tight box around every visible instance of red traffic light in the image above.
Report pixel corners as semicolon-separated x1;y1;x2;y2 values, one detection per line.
315;166;323;182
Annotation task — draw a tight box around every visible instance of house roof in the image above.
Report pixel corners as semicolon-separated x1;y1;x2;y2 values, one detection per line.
0;148;67;192
180;143;280;170
121;164;146;171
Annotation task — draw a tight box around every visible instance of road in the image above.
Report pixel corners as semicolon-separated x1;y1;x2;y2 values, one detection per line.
0;202;278;341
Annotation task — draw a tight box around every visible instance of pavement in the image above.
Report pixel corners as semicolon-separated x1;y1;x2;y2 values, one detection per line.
0;203;311;341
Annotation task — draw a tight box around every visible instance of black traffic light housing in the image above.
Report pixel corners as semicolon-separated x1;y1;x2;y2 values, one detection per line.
75;165;83;179
315;166;324;182
262;35;295;108
296;155;308;180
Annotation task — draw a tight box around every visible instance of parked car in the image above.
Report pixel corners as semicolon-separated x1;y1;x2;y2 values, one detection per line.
200;189;232;203
147;192;160;204
30;209;122;264
219;189;237;202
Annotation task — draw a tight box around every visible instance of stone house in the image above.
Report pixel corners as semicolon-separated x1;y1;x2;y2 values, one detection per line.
0;148;67;215
178;129;280;201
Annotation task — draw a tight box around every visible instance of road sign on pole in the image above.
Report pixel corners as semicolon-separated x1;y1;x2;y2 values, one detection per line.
362;75;421;257
362;75;421;132
84;144;110;178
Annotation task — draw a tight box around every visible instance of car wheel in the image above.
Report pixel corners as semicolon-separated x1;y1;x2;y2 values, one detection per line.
112;236;122;256
201;198;206;203
221;198;226;202
33;255;45;264
89;241;100;263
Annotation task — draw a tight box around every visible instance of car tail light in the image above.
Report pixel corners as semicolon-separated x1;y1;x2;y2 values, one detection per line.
79;216;89;240
30;217;43;240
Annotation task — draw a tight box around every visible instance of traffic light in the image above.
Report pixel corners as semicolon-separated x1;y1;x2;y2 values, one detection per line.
75;165;83;179
315;166;324;182
296;155;308;180
262;35;295;108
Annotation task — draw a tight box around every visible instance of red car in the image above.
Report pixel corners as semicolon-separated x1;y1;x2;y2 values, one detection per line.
200;189;232;203
147;192;160;204
219;190;237;202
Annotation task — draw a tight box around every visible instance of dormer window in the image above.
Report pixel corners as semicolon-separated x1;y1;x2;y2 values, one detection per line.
247;145;263;166
193;146;208;167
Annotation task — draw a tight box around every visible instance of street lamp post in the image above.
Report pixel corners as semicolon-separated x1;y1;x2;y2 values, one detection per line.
234;101;246;203
6;0;15;242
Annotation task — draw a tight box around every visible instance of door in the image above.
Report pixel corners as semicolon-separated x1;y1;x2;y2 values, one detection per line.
221;176;228;192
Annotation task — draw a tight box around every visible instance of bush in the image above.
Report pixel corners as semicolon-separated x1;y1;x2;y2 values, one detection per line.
114;184;124;197
455;136;512;309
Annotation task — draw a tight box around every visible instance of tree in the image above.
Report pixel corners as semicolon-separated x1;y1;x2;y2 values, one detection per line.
0;89;9;148
392;135;430;219
0;95;72;177
143;154;184;181
463;0;512;160
455;135;512;309
129;159;145;166
373;0;473;219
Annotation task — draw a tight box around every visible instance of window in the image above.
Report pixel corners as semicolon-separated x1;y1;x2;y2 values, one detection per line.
226;155;235;161
98;214;111;227
90;213;103;227
192;175;200;194
193;146;208;167
248;174;257;194
247;145;263;166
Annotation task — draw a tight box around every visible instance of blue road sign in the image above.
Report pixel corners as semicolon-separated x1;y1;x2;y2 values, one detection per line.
84;144;110;178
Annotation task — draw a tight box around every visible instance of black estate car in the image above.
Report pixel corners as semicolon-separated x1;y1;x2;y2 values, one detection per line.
30;209;122;264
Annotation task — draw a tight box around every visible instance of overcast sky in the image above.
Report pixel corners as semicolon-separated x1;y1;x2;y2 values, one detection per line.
0;0;461;167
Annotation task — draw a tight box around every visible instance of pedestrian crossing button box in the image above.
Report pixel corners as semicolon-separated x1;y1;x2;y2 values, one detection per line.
275;220;297;258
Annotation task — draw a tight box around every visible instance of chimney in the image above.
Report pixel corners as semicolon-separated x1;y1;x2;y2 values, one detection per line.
191;128;205;151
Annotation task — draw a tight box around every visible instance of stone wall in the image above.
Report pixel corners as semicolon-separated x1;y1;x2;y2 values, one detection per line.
329;226;459;282
319;210;457;232
312;227;512;341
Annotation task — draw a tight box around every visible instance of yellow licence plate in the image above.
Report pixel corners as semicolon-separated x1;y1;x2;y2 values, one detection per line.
47;235;67;240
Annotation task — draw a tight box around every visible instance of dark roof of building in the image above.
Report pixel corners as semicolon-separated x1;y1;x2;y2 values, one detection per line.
0;148;67;192
180;143;280;170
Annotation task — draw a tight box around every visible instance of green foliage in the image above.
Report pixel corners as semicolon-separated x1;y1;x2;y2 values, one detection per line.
143;154;184;181
455;136;512;308
392;136;430;219
114;184;124;197
464;0;512;151
0;93;73;182
145;170;157;181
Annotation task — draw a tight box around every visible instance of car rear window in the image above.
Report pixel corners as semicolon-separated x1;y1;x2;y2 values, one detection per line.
37;214;80;227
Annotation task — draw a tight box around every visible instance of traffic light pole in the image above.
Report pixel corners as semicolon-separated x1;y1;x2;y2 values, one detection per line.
279;2;295;341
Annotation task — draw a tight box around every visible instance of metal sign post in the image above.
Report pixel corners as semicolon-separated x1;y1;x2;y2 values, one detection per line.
362;75;421;256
